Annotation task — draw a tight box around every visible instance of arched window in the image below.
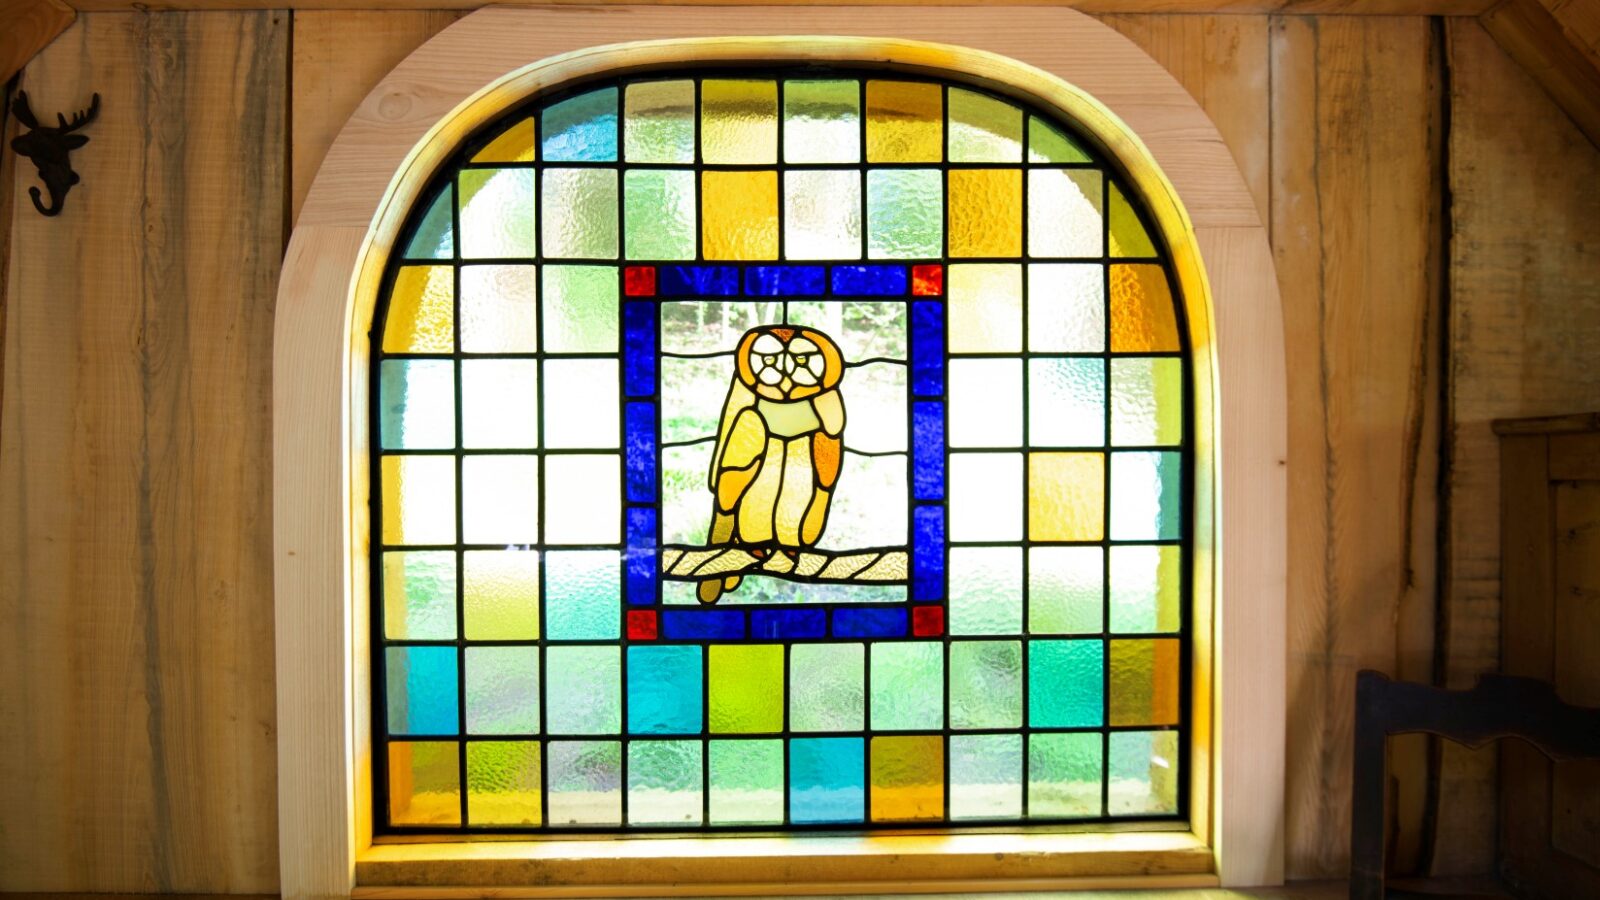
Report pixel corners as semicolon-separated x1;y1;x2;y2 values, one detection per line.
373;68;1190;832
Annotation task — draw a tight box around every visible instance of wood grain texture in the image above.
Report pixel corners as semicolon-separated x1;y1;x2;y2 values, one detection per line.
0;11;286;893
1436;17;1600;876
1480;0;1600;148
290;9;465;224
62;0;1505;14
1270;15;1445;880
0;0;75;85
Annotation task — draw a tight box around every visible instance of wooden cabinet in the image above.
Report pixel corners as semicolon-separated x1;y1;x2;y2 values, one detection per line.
1495;413;1600;900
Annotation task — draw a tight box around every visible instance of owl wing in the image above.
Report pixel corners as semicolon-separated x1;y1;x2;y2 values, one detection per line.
809;388;845;490
709;377;765;509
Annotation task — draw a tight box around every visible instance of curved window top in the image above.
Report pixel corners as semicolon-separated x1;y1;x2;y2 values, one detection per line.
371;68;1190;835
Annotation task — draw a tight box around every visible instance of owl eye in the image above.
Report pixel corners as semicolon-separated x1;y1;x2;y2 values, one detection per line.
764;355;776;365
795;355;808;365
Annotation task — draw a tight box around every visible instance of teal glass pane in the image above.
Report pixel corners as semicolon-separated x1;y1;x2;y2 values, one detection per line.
403;184;454;259
382;550;456;640
1028;546;1103;634
542;266;619;353
869;642;943;730
1108;730;1179;815
624;170;696;260
784;79;860;163
465;646;539;734
379;359;454;450
628;645;703;734
1109;451;1183;541
709;739;784;825
1028;639;1103;727
950;733;1022;820
541;168;618;259
544;646;620;734
460;359;537;449
949;546;1022;635
1029;732;1102;817
790;737;864;824
949;640;1022;729
624;80;694;163
866;169;942;259
542;87;619;162
545;550;620;640
628;740;703;825
459;168;536;259
790;643;864;732
386;646;458;735
547;740;621;826
1028;357;1105;447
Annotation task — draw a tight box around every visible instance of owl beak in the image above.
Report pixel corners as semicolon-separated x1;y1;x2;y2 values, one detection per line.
780;376;793;393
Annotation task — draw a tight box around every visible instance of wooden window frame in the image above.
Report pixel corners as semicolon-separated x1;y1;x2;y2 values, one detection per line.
274;6;1286;897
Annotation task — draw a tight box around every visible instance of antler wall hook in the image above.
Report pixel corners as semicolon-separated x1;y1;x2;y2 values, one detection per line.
10;91;100;217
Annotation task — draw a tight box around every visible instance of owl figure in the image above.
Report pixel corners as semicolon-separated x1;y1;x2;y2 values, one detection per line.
699;325;846;604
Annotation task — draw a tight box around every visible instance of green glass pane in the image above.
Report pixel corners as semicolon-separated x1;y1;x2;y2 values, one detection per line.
463;549;539;640
460;264;537;353
1110;545;1182;633
404;184;454;259
949;640;1022;729
866;169;941;259
1028;640;1103;727
709;739;784;825
1028;263;1104;353
784;79;861;163
950;733;1022;820
948;453;1022;542
541;168;618;259
544;646;620;735
949;547;1022;635
547;740;621;826
465;646;539;734
624;170;696;260
709;645;783;733
1109;181;1158;257
627;740;703;825
542;359;619;448
382;550;456;640
1111;357;1183;446
1109;451;1183;541
1028;116;1091;164
466;741;541;826
1028;169;1103;258
790;643;864;732
459;168;536;259
1109;730;1179;815
544;454;621;544
624;80;694;163
1028;732;1102;818
869;641;943;730
542;88;618;162
947;88;1022;162
784;170;861;260
461;359;538;449
379;359;455;450
1028;357;1105;447
542;265;618;353
949;358;1022;447
461;455;538;544
545;550;620;640
1028;546;1103;635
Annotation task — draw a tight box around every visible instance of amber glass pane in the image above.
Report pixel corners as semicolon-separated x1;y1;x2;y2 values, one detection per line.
389;741;461;826
472;117;537;163
1110;264;1181;352
865;81;942;163
702;170;778;260
383;266;454;353
948;169;1021;258
701;79;777;164
1109;639;1181;726
870;735;944;821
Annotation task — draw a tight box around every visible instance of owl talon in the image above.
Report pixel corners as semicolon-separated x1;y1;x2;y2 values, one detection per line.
697;579;722;605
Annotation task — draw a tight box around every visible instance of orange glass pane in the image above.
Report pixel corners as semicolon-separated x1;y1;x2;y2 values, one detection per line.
389;741;461;825
865;81;942;163
702;170;778;260
949;169;1021;258
1109;264;1180;352
472;117;537;163
870;735;944;821
1109;639;1181;726
1028;452;1105;542
383;265;454;353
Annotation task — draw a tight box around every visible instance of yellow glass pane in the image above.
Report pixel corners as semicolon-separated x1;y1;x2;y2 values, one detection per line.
701;79;777;164
1028;452;1105;542
709;645;784;733
472;117;537;163
467;741;542;826
1109;639;1181;726
1110;264;1181;352
464;549;540;640
947;88;1022;162
1109;181;1157;257
865;81;942;163
948;264;1021;352
870;735;944;821
702;170;778;260
949;169;1021;257
388;741;461;826
382;455;456;545
383;265;454;353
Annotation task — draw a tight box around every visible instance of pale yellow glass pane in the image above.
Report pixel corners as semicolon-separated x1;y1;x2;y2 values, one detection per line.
544;454;621;545
1111;357;1183;446
625;80;694;163
948;264;1020;352
460;264;536;352
542;359;619;448
382;455;456;545
947;88;1022;162
949;169;1021;257
701;79;777;164
784;170;861;260
461;359;538;449
865;81;942;163
464;549;540;639
389;741;461;826
1109;181;1158;257
1029;169;1103;258
462;455;539;544
384;265;454;353
784;79;860;163
540;168;618;259
472;117;536;163
1028;263;1103;353
1029;452;1105;542
1110;264;1181;353
949;453;1022;542
459;168;537;258
702;171;778;260
949;359;1022;448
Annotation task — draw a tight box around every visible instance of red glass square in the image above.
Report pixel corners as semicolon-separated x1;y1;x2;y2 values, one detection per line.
624;265;657;297
627;608;659;640
911;264;943;296
911;604;944;637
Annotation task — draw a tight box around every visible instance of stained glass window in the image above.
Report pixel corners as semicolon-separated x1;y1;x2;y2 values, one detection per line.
373;69;1190;832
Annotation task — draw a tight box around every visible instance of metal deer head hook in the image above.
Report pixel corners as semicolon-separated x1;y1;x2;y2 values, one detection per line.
10;91;100;217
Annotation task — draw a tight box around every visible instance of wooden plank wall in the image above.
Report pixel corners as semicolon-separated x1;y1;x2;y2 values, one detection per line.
0;6;1594;891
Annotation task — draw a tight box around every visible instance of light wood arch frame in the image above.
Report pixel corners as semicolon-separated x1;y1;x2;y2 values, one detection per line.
275;6;1286;897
